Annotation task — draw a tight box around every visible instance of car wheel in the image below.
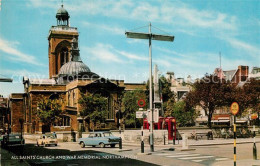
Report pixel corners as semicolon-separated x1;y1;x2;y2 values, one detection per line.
100;142;105;148
110;144;115;148
92;145;96;147
80;142;85;148
55;144;57;146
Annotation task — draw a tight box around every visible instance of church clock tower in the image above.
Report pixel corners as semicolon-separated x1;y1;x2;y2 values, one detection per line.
48;4;79;79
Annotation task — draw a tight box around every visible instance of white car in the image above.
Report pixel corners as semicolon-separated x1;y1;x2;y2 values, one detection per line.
37;134;58;147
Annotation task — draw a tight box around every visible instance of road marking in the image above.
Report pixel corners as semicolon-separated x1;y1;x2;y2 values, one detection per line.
154;153;171;156
176;152;189;155
215;158;229;161
166;154;200;158
180;156;214;160
192;160;203;162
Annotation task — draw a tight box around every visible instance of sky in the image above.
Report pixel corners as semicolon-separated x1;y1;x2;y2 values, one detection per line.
0;0;260;97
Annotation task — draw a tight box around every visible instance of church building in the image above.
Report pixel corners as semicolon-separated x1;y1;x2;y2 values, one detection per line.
9;5;145;134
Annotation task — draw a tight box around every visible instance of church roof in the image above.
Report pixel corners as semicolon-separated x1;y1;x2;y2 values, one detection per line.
56;5;70;21
59;61;91;76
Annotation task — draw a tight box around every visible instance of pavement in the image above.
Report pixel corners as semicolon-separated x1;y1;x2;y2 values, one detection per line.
121;138;260;166
0;147;30;166
121;137;260;147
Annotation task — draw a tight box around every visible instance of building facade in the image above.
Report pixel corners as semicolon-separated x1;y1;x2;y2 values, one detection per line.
9;5;145;134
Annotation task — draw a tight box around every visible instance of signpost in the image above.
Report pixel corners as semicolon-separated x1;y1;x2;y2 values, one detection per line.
231;102;239;166
126;23;174;152
136;111;148;119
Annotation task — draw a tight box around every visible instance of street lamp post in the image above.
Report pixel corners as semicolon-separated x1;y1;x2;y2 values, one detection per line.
125;23;174;152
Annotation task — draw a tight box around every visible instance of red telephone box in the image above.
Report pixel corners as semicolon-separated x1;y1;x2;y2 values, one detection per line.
157;117;165;129
164;117;176;140
143;117;176;141
143;118;149;129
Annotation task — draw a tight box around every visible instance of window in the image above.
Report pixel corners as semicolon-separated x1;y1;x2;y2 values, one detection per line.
73;90;77;106
54;116;71;127
68;91;71;106
60;47;69;66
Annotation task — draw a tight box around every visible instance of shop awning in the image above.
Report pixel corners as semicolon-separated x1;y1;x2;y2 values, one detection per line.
211;120;230;123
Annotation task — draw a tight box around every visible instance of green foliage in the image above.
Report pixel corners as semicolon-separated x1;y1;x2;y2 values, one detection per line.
37;97;63;125
167;101;197;127
159;76;174;103
78;93;108;124
121;89;147;128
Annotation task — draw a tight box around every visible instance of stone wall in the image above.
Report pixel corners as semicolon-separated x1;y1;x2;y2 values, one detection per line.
112;130;168;145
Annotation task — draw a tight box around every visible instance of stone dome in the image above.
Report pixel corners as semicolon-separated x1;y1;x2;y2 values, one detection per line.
58;61;91;76
56;5;70;21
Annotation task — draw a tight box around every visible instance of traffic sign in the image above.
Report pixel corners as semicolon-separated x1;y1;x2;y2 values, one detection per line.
251;114;258;120
147;109;159;123
138;99;146;107
230;102;239;115
136;111;147;118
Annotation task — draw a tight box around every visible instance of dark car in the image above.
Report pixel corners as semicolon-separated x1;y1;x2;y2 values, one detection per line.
1;134;25;146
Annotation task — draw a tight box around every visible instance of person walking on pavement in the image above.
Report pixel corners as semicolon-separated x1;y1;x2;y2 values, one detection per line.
53;131;57;138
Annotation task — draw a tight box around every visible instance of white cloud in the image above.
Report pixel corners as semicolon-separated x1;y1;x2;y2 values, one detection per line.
82;21;124;35
81;43;123;63
225;38;260;58
116;50;147;61
28;0;237;32
0;38;43;65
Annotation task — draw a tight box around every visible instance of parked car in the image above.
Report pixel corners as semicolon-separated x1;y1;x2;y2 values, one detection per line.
37;134;58;147
1;134;25;146
79;131;120;148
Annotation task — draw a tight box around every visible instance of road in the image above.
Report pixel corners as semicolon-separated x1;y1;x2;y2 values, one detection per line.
1;139;260;166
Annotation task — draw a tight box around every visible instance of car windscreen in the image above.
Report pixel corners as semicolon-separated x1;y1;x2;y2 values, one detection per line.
103;132;113;137
46;135;55;139
9;135;21;139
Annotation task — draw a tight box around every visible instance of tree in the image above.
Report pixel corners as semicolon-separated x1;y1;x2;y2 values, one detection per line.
78;93;108;131
160;76;174;103
121;89;147;128
37;96;64;126
167;101;197;127
185;75;231;128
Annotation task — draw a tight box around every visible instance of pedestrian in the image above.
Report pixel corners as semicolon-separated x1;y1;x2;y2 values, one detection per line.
53;131;57;139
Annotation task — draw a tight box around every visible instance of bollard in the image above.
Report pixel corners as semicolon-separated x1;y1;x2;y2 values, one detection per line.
253;142;257;160
182;134;188;149
149;133;154;152
119;137;122;149
173;138;175;145
177;133;179;144
141;141;144;153
163;132;166;145
253;125;257;160
141;127;144;153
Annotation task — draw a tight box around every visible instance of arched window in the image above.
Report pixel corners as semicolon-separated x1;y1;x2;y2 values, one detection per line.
49;94;59;100
60;47;69;66
54;40;70;75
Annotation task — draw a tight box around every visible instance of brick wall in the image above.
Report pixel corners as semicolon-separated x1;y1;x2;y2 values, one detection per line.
10;93;24;133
